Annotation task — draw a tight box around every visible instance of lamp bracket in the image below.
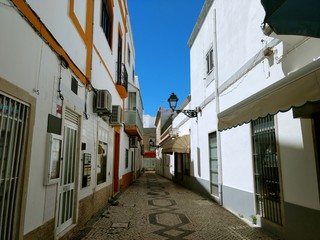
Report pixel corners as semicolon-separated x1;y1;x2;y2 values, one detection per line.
176;109;198;118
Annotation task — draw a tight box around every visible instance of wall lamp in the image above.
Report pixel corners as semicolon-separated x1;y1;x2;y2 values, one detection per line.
167;93;198;118
148;139;159;150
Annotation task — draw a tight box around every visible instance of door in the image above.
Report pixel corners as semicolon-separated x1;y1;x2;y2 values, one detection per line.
252;115;282;225
0;93;29;240
57;109;79;233
209;132;219;196
113;131;120;194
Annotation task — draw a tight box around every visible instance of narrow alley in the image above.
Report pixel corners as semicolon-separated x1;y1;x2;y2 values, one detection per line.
70;173;279;240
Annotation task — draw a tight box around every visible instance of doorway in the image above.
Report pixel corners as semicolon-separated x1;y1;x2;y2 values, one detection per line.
57;108;79;233
113;131;120;194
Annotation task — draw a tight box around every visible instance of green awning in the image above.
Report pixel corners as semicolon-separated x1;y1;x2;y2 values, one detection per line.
218;58;320;131
261;0;320;38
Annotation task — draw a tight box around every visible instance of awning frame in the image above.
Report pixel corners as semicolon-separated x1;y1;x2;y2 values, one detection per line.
218;58;320;131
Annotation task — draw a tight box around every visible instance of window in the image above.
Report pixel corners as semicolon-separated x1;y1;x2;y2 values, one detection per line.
252;115;282;225
128;92;136;110
206;48;214;74
71;76;78;95
127;44;131;64
125;149;129;169
97;141;107;184
101;0;113;47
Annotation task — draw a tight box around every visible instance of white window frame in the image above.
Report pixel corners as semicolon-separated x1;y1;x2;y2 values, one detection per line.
206;47;214;75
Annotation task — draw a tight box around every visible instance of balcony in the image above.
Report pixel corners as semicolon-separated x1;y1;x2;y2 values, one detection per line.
124;109;143;140
116;63;128;99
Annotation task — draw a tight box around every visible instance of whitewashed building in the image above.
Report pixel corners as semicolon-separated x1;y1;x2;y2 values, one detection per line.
154;96;192;183
188;0;320;239
154;107;172;176
0;0;143;239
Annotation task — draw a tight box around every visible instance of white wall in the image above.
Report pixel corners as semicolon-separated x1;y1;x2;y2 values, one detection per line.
27;0;87;72
221;124;254;192
277;112;320;210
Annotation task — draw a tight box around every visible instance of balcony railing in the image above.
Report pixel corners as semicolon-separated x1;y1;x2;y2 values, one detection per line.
124;109;143;138
116;63;128;98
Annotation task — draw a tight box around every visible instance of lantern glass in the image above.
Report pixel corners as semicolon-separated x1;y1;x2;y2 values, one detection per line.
168;93;178;110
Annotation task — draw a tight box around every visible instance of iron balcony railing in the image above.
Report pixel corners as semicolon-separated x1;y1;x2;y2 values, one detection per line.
116;62;128;92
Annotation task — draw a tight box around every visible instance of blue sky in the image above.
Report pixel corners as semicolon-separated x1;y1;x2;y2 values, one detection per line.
127;0;205;117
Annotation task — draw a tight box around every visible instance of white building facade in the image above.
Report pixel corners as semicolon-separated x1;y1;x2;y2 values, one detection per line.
0;0;143;239
188;0;320;239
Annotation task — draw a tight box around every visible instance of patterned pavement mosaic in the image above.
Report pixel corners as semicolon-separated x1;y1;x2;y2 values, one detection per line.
70;173;280;240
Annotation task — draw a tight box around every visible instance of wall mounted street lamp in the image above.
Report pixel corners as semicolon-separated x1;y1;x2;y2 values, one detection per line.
148;139;159;150
167;93;198;118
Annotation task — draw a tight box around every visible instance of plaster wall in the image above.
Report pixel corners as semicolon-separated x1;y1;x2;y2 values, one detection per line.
190;100;216;181
1;5;60;233
26;0;87;72
277;111;320;210
220;124;254;192
93;0;128;83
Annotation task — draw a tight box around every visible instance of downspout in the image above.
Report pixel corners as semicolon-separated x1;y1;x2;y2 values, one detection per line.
213;9;223;206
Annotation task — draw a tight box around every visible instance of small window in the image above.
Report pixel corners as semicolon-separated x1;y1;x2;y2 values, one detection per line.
127;44;131;64
71;77;78;95
206;48;214;74
101;0;113;47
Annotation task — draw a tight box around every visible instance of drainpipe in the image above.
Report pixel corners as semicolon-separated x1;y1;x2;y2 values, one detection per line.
213;9;223;206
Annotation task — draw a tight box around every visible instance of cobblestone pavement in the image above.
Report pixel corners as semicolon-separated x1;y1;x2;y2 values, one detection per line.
71;173;280;240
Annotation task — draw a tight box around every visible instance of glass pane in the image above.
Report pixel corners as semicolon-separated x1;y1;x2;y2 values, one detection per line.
97;141;107;184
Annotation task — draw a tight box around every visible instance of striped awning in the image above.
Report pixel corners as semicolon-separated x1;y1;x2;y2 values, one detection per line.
162;135;190;154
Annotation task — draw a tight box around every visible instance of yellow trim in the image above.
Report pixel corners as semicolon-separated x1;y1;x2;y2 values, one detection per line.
116;85;128;99
85;1;93;79
118;23;125;63
93;44;115;84
123;0;128;16
117;0;128;32
124;33;126;64
69;0;93;80
69;0;86;40
11;0;90;86
116;24;127;99
114;127;121;134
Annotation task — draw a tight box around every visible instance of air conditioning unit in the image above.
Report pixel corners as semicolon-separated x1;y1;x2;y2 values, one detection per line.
129;136;138;148
110;105;122;125
95;90;112;115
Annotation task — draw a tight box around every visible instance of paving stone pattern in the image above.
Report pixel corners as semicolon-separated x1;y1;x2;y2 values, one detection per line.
71;173;279;240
